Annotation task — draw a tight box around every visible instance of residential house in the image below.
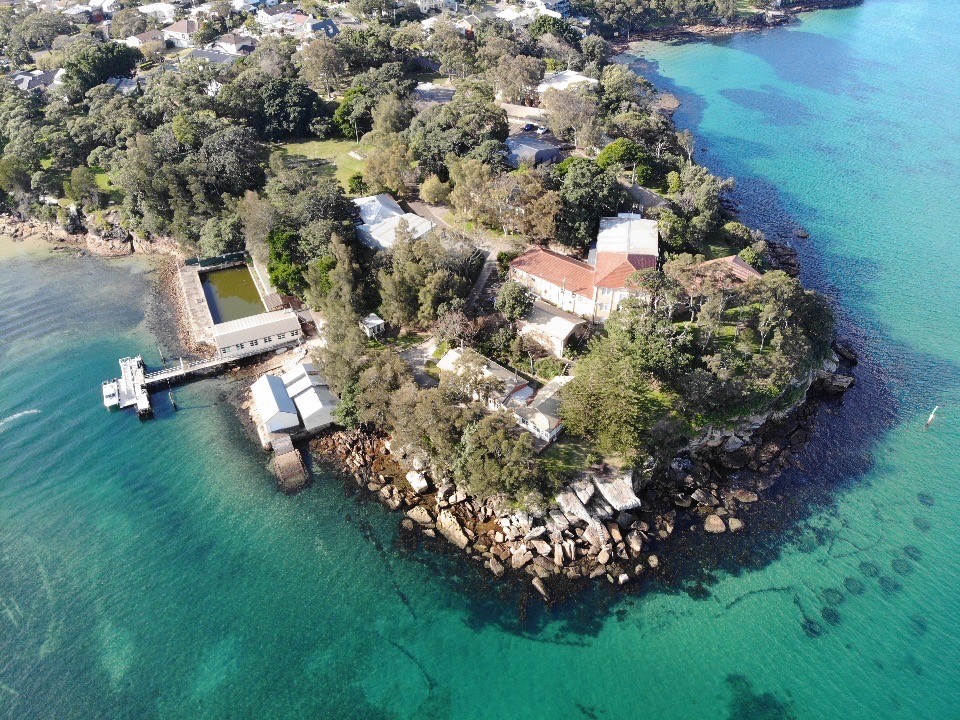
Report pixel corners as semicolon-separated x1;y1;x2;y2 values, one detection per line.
353;194;435;251
527;0;570;17
183;48;240;66
437;349;532;409
106;76;140;95
137;2;177;24
505;135;562;168
510;214;659;321
125;29;166;48
212;309;302;356
518;300;585;358
536;70;598;98
210;32;256;54
62;5;92;22
9;68;63;93
510;374;572;443
697;254;763;285
252;374;300;432
162;18;201;48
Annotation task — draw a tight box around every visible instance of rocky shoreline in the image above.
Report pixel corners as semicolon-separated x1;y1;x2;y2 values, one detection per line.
308;343;856;602
611;0;864;47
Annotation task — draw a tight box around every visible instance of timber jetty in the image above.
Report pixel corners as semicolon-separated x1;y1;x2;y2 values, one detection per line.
101;349;267;418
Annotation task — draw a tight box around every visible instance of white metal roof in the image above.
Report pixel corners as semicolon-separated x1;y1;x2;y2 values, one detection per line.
293;384;338;430
212;309;299;348
596;213;659;256
358;213;434;250
354;194;404;226
251;374;298;426
536;70;598;95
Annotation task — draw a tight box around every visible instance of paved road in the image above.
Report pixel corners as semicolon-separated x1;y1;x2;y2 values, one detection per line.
399;337;439;389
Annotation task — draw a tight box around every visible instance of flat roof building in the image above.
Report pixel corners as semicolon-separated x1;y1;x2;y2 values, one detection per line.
518;300;586;358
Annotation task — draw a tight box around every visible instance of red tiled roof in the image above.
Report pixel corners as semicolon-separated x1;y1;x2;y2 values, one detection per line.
594;252;657;289
699;255;762;284
511;247;596;299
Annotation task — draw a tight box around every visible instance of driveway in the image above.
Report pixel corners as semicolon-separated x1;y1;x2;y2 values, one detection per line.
399;337;439;389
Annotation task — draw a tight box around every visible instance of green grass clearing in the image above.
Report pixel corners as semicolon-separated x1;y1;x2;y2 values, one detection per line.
277;138;371;191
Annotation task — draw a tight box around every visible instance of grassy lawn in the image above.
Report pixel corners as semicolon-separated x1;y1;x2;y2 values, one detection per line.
540;436;595;481
277;138;370;191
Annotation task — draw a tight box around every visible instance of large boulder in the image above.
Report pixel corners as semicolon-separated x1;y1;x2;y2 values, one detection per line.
436;510;469;549
704;514;727;533
406;506;433;525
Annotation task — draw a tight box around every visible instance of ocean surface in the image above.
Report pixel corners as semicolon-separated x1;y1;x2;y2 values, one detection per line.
2;1;959;717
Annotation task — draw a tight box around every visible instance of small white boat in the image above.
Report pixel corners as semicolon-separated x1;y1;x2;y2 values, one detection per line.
102;380;120;410
924;405;940;430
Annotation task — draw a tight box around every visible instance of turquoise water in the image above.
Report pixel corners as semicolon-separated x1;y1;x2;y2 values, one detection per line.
2;2;960;716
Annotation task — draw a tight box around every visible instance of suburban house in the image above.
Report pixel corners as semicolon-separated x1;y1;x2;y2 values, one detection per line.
510;375;572;443
527;0;571;17
9;68;63;93
137;2;176;24
183;49;240;66
210;32;256;54
353;194;435;251
256;4;338;37
698;254;763;285
212;308;302;357
437;348;571;444
106;76;140;95
436;349;532;409
162;18;201;47
510;214;659;321
518;300;586;358
505;136;562;168
536;70;598;98
125;29;166;48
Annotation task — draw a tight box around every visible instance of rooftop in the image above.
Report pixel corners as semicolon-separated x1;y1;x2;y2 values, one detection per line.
596;213;659;256
511;247;595;299
536;70;598;95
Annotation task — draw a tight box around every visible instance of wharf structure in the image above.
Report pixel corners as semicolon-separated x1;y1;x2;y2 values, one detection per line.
100;253;307;419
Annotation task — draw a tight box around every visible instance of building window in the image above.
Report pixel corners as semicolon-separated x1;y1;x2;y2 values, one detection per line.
264;336;272;342
237;343;245;350
249;339;258;346
291;329;299;336
277;333;286;340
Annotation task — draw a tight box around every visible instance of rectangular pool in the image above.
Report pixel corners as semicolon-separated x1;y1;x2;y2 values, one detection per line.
201;265;265;324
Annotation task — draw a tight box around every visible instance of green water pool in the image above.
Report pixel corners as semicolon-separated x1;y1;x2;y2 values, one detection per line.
200;265;264;324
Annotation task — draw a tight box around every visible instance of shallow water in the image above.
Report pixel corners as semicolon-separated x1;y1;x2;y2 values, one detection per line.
1;2;960;717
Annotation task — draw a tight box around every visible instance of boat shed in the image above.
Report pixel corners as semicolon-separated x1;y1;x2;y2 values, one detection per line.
281;362;338;432
212;309;301;356
252;374;299;432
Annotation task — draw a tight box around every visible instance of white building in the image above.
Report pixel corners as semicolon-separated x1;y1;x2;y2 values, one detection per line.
359;313;386;338
280;362;338;432
518;300;585;358
252;374;300;432
212;309;301;357
163;18;201;47
436;349;532;409
536;70;598;97
511;375;572;443
353;194;434;251
125;29;166;48
137;2;177;24
594;213;659;256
